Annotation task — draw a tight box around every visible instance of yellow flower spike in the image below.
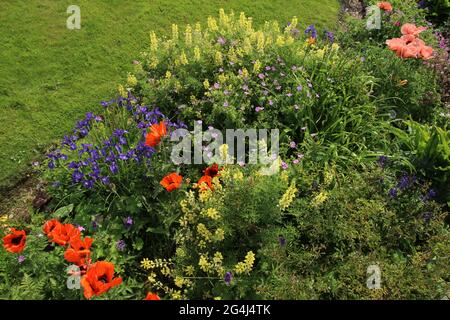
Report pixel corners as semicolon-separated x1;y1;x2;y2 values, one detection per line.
256;31;265;52
185;25;192;46
127;74;137;87
276;35;285;46
253;60;261;73
149;31;158;51
243;38;252;54
165;71;172;79
194;46;201;61
207;17;218;31
179;51;188;65
203;79;210;90
279;181;298;211
172;24;179;40
214;51;223;65
272;21;280;33
312;191;328;207
117;84;127;97
219;144;229;162
239;12;246;27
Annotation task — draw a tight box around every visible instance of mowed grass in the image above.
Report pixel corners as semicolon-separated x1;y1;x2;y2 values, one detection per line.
0;0;339;190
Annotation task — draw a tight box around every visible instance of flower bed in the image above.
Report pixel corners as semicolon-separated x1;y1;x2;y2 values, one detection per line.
1;3;449;300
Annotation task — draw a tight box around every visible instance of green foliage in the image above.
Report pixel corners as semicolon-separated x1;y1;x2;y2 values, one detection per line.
391;120;450;201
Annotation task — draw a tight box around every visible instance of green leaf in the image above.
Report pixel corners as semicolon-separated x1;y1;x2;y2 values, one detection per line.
53;204;74;219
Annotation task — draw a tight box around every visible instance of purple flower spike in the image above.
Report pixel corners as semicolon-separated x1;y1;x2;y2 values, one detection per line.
224;272;233;286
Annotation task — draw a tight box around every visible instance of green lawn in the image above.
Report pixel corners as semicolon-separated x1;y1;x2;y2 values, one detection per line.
0;0;339;190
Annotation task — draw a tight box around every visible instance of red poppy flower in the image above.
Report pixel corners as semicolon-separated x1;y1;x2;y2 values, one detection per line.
144;292;161;300
145;121;167;147
80;261;123;299
2;228;26;253
47;223;81;246
198;175;213;191
203;163;220;178
64;236;93;266
160;173;183;192
43;219;62;236
377;2;393;12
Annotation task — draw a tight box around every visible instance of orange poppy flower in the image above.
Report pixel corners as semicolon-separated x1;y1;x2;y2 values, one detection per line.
160;173;183;192
145;121;167;147
198;175;213;191
47;223;81;246
64;236;93;266
43;219;62;236
144;292;161;300
80;261;123;299
401;23;427;37
377;2;393;12
203;163;220;178
2;228;26;253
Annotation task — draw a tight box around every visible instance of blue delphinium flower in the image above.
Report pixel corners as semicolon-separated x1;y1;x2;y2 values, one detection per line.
224;272;233;286
116;240;126;251
305;24;317;39
377;155;388;168
389;188;398;198
324;30;334;43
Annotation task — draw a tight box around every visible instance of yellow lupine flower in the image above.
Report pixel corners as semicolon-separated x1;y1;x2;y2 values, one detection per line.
185;25;192;46
214;51;223;65
271;21;280;33
194;46;201;61
179;51;188;65
256;31;265;52
219;144;229;162
127;73;137;87
118;84;127;97
253;60;261;73
149;31;158;51
276;35;285;46
240;67;249;79
172;24;179;40
312;191;328;207
207;17;218;31
279;181;298;211
203;79;210;89
243;38;252;54
165;71;172;79
239;12;246;27
315;48;325;59
219;8;229;26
